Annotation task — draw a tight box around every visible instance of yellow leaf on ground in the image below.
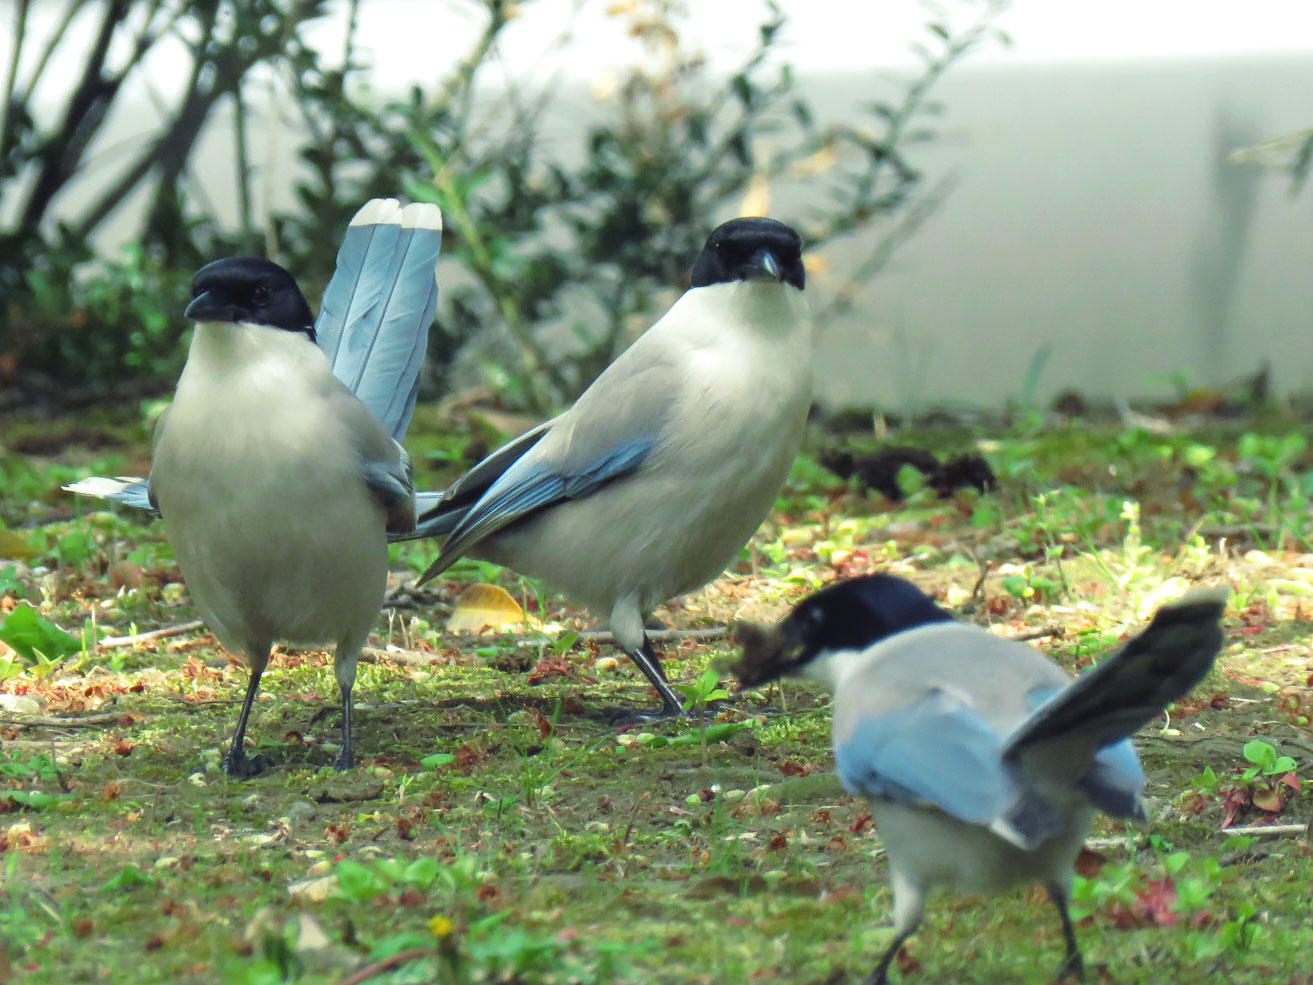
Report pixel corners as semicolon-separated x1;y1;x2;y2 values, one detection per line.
0;528;36;561
447;584;531;634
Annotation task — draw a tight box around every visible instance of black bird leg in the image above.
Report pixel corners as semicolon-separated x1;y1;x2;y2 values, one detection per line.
620;636;686;719
864;931;911;985
334;682;355;771
222;655;274;779
1047;882;1086;983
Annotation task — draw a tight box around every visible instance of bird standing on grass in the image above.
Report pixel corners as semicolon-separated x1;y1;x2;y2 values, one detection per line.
731;573;1227;983
404;217;812;718
70;199;442;778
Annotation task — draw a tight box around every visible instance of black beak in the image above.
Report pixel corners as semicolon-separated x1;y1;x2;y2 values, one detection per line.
728;615;810;689
184;290;229;322
742;249;783;283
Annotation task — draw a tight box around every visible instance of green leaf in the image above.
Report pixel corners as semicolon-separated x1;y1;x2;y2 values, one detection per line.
402;856;439;888
421;753;456;769
334;859;387;902
100;864;156;890
0;603;82;662
1163;851;1190;874
1268;755;1297;775
1242;740;1275;769
6;790;72;810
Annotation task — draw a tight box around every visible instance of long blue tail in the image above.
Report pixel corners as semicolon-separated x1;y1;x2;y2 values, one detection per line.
65;198;443;511
317;199;442;441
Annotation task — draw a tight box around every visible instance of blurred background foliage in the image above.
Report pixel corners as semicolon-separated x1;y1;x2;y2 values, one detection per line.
1;0;1009;413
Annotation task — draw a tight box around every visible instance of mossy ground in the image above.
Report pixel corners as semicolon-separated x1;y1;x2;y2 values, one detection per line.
1;408;1311;984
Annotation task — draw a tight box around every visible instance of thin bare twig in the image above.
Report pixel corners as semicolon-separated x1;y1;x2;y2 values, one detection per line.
511;627;730;648
360;646;441;667
0;0;31;161
98;620;204;649
331;947;432;985
0;712;134;729
1005;624;1065;643
1221;823;1309;838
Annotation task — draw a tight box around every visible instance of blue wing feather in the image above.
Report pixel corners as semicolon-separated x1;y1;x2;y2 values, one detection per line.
1020;682;1147;819
835;691;1015;827
416;436;656;584
1079;739;1146;818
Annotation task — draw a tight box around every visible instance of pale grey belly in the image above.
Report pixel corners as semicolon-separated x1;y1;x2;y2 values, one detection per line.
156;469;387;657
872;801;1093;894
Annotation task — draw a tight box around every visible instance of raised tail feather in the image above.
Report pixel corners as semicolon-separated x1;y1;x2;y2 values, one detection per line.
1004;586;1228;779
65;197;444;512
317;199;443;441
62;476;156;514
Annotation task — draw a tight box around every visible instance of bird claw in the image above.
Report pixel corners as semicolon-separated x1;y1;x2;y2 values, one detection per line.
221;749;274;780
603;698;741;727
601;702;687;726
1055;954;1085;983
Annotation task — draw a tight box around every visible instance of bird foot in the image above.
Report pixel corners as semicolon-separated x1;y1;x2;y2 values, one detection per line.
1055;954;1085;983
601;702;689;726
602;698;743;727
222;749;274;779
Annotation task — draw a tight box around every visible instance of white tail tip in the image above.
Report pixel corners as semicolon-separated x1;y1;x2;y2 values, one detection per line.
400;201;443;231
349;198;402;227
63;476;143;497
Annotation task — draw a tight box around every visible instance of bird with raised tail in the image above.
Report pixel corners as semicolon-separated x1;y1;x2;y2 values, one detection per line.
402;217;813;718
731;573;1228;984
70;199;442;777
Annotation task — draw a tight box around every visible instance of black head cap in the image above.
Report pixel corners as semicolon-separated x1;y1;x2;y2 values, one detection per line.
786;574;954;655
732;574;954;687
184;257;315;339
690;217;805;291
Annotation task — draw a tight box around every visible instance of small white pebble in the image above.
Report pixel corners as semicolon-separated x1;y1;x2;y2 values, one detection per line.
0;695;42;715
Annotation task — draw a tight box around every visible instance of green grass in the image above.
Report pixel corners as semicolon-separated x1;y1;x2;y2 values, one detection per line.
1;409;1311;984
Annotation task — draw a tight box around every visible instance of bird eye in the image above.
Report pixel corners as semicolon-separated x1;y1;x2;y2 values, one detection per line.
252;284;272;306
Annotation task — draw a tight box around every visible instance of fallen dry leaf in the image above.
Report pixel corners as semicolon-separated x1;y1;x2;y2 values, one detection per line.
447;584;533;634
